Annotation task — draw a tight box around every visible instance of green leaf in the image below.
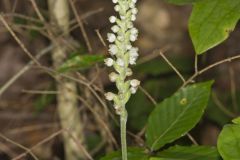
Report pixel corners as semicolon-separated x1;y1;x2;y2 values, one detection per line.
217;123;240;160
146;81;213;151
189;0;240;54
232;117;240;124
58;54;104;73
150;145;219;160
100;147;149;160
128;78;182;131
164;0;200;5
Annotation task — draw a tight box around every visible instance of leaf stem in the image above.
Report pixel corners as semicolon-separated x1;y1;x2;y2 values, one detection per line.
120;108;128;160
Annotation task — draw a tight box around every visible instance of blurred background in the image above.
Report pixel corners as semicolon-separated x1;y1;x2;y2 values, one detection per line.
0;0;240;159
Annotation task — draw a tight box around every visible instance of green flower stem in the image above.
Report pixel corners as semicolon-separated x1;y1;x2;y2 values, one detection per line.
120;108;128;160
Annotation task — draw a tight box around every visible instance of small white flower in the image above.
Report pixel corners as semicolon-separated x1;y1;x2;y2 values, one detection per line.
109;72;118;82
130;28;138;35
120;15;126;20
129;56;137;65
130;79;140;87
105;92;115;101
109;44;118;55
130;87;137;94
130;34;137;41
131;15;136;21
129;47;139;57
111;25;120;33
115;107;122;115
132;0;137;3
112;0;118;3
117;58;125;67
107;33;116;43
109;16;117;23
132;8;138;15
127;22;133;29
129;2;135;8
104;58;114;67
114;5;120;11
126;68;133;76
126;44;132;50
114;104;121;110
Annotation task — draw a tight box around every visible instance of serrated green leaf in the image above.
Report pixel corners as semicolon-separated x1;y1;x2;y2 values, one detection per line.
217;124;240;160
164;0;200;5
189;0;240;54
58;54;104;73
150;145;219;160
100;147;149;160
146;81;213;151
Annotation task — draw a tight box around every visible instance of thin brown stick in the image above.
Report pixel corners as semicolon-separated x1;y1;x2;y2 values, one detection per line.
95;29;107;47
0;133;39;160
12;130;64;160
187;134;198;145
69;0;92;52
159;51;186;83
139;86;157;105
0;45;53;96
0;14;41;65
22;89;58;95
182;54;240;87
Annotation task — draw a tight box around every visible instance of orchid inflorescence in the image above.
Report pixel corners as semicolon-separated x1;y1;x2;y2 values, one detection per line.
104;0;140;115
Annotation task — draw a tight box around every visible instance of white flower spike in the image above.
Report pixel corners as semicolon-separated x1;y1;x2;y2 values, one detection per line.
105;0;140;115
105;0;140;159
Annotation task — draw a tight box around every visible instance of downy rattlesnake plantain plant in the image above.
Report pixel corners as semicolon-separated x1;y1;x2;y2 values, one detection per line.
104;0;140;159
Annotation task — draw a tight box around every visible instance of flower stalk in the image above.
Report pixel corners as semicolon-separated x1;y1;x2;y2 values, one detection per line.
105;0;140;159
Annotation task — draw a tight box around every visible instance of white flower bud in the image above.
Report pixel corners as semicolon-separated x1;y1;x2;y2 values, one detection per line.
132;8;138;15
109;16;117;23
130;79;140;87
116;58;125;67
129;3;135;8
109;72;118;82
130;28;138;35
114;104;121;110
130;87;137;94
129;56;137;65
129;47;139;57
114;5;120;11
115;107;122;115
130;34;137;41
112;0;118;3
126;68;133;76
105;92;115;101
107;33;116;43
126;44;132;50
104;58;114;67
131;15;136;21
127;22;133;29
109;44;118;55
111;25;120;33
132;0;137;3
